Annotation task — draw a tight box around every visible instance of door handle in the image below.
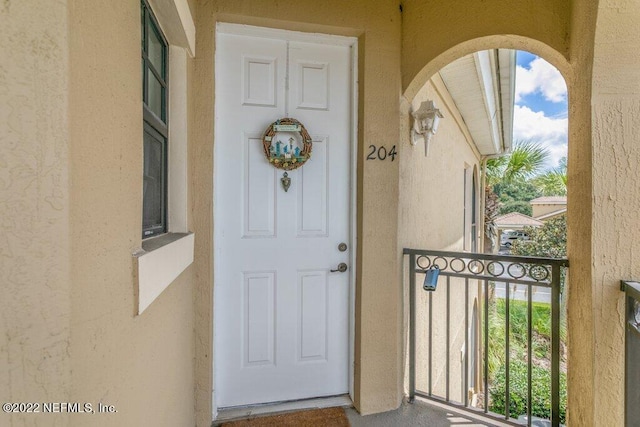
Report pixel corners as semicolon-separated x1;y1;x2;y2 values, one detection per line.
330;263;348;273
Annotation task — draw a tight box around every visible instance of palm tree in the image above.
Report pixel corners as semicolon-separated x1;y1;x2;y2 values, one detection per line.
533;157;567;196
486;140;550;186
484;140;550;252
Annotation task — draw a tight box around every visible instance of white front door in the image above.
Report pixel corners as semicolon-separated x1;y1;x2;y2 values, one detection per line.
214;25;355;409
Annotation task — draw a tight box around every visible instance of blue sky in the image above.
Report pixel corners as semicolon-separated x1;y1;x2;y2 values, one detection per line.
513;51;568;169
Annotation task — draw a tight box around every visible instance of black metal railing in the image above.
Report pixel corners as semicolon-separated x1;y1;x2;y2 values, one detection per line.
621;280;640;427
405;249;568;426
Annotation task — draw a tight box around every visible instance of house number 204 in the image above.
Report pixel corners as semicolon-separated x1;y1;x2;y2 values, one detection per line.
366;145;397;161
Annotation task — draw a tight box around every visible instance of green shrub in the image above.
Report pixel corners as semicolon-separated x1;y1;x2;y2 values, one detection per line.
511;216;567;259
489;360;567;424
487;298;554;379
496;298;552;339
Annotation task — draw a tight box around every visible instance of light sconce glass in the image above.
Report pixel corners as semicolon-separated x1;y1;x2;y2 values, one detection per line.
411;100;444;156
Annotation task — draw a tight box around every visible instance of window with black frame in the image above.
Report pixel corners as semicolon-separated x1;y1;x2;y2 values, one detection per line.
141;0;168;238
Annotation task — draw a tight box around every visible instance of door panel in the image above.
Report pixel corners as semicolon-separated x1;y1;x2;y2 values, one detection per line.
297;61;329;110
243;133;276;238
215;28;352;408
297;136;328;236
298;270;329;362
243;56;277;107
243;271;276;367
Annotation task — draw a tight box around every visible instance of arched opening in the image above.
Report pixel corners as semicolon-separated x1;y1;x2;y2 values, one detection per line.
403;40;571;424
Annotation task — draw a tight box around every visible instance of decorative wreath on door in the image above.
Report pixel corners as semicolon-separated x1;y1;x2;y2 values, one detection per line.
262;118;312;171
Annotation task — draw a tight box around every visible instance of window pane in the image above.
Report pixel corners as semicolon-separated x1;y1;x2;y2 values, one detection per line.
143;129;165;234
141;0;168;239
147;69;164;120
147;21;164;76
141;6;146;51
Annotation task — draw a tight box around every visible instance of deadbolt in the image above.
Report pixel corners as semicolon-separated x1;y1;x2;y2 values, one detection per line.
330;263;348;273
338;243;348;252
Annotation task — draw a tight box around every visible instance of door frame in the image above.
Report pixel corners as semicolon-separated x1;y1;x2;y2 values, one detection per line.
212;22;359;416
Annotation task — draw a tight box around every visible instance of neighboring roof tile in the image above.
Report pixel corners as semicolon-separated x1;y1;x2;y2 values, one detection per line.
494;212;544;227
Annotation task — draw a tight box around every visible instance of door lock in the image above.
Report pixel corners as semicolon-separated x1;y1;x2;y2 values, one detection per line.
330;263;348;273
338;243;348;252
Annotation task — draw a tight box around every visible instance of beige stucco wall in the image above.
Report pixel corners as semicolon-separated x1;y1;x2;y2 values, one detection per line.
532;203;567;218
67;0;196;426
415;281;480;403
399;77;482;404
1;0;198;424
563;3;598;426
590;1;640;425
401;0;571;101
1;1;71;426
399;78;481;252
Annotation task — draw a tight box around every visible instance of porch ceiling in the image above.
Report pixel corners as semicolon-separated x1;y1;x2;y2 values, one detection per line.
439;49;515;156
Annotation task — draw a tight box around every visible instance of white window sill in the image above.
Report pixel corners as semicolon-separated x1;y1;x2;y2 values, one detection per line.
133;232;194;315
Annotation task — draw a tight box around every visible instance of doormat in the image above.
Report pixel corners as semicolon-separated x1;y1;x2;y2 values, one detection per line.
220;407;350;427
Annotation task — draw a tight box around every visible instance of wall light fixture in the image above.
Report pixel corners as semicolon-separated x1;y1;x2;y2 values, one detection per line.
411;100;444;156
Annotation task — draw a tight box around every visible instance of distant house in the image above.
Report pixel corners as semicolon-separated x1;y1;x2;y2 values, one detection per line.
494;212;543;250
530;196;567;221
493;199;566;251
494;211;544;230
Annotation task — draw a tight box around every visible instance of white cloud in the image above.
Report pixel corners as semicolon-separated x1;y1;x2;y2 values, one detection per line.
546;144;568;168
513;105;567;168
515;57;567;104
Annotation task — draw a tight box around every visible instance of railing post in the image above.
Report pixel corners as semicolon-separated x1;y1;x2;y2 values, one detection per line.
551;264;561;427
505;280;511;421
527;286;533;427
446;275;450;403
409;253;416;403
484;279;489;414
428;290;433;397
464;278;469;408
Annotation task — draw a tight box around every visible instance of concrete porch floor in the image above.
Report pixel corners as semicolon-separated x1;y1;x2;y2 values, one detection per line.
345;398;511;427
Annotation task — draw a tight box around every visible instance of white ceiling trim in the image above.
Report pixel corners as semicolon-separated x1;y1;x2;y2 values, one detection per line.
428;74;481;160
438;49;515;156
